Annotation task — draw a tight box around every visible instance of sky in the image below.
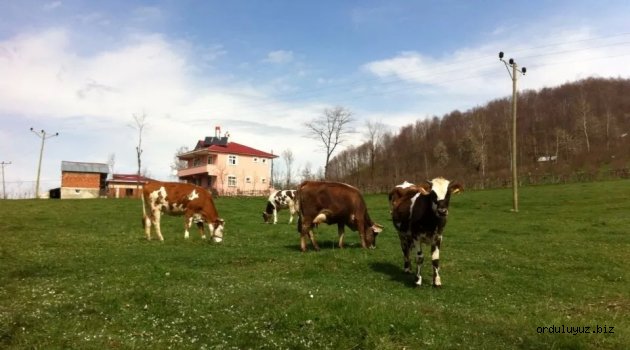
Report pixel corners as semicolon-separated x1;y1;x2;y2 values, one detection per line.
2;0;630;198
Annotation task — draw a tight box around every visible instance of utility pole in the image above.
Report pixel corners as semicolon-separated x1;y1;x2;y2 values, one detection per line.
1;161;11;199
499;52;526;212
30;128;59;199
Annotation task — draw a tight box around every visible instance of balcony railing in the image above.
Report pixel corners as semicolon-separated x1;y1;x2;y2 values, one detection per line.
177;164;218;177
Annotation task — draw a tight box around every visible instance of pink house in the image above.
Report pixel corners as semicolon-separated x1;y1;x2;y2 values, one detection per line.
177;128;278;195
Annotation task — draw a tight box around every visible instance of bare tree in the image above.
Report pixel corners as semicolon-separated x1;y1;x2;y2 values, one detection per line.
282;149;295;188
300;162;314;181
304;106;354;178
170;146;189;179
576;89;591;153
106;153;116;178
364;120;385;185
129;113;147;192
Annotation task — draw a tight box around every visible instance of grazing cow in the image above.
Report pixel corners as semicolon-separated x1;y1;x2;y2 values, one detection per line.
262;190;298;224
297;181;383;252
142;181;225;242
390;177;462;287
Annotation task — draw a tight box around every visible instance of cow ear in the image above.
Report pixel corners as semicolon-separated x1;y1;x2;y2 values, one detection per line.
449;183;463;194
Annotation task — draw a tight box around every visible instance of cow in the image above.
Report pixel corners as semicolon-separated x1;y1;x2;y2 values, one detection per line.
141;181;225;242
390;177;462;287
262;190;298;224
297;181;383;252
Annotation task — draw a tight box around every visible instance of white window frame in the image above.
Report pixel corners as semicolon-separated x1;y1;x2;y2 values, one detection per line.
228;155;237;166
261;178;267;184
253;157;259;163
227;175;237;187
245;176;252;184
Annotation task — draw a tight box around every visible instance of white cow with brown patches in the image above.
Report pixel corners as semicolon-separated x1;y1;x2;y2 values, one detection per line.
390;177;462;287
142;181;225;242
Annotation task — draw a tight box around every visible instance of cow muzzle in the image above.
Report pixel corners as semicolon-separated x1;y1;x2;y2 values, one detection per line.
437;207;448;217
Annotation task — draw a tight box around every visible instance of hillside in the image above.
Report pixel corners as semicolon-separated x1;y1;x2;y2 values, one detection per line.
328;77;630;191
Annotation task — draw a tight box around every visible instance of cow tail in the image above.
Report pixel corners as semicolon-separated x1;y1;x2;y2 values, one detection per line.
141;191;146;228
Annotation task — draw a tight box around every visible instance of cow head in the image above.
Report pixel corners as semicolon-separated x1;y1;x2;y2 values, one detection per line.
419;177;462;217
364;223;384;249
262;202;275;223
209;218;225;243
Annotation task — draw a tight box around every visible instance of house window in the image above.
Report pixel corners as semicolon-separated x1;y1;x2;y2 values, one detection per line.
125;188;134;197
228;175;237;187
262;159;267;164
261;178;267;184
228;155;237;166
245;177;252;184
193;157;201;167
207;156;215;165
253;157;259;163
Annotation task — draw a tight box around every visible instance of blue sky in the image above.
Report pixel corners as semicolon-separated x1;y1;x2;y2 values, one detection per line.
2;0;630;197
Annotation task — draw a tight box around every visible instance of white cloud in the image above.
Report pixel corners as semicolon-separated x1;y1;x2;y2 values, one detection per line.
265;50;294;64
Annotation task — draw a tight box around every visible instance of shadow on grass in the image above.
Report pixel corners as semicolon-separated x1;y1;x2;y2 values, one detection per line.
283;240;365;252
369;261;417;288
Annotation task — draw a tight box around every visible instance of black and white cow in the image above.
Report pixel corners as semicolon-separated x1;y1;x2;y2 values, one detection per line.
390;177;462;287
262;190;298;224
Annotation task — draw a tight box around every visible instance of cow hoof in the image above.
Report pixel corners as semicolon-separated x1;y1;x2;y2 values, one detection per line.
415;277;422;286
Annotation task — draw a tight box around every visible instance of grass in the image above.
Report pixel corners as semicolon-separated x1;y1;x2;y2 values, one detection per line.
1;180;629;349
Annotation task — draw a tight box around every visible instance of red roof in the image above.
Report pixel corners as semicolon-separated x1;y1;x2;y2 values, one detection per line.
206;141;278;158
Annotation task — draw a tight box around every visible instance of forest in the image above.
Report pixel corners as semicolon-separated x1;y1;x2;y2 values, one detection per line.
326;77;630;192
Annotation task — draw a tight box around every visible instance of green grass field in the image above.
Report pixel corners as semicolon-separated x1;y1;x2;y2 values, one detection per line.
1;180;629;349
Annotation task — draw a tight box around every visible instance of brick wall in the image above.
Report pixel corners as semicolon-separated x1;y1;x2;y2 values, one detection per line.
62;172;101;188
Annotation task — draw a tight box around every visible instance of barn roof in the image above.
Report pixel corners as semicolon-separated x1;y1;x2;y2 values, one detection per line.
61;161;109;174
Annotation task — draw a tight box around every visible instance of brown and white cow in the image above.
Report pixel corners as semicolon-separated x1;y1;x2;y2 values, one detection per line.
262;190;298;224
297;181;383;252
142;181;225;242
390;177;462;287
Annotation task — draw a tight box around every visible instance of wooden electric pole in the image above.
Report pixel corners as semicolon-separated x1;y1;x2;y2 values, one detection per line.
30;128;59;199
499;52;526;212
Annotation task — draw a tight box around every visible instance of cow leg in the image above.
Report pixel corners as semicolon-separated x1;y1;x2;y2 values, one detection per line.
273;208;278;224
143;214;152;240
184;215;192;239
431;236;442;287
399;233;413;274
299;217;319;252
337;223;345;249
414;240;425;286
197;221;206;239
308;229;320;251
288;204;295;224
151;209;164;241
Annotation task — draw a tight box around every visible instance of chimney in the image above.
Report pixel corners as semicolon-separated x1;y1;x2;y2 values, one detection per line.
215;126;221;138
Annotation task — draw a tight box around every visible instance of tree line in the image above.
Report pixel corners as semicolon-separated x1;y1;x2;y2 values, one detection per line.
326;77;630;192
